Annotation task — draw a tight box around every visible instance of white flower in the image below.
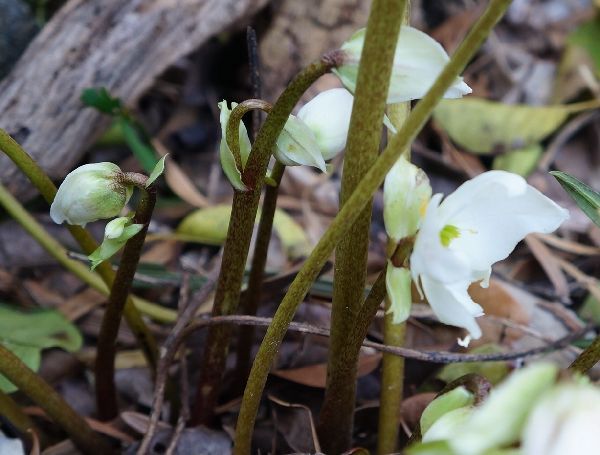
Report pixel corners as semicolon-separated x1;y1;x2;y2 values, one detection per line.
410;171;569;340
522;382;600;455
273;114;327;171
50;162;133;227
218;101;252;191
296;88;354;160
334;26;472;104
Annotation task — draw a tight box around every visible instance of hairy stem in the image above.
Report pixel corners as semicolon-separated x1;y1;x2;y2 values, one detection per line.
378;79;412;454
569;335;600;373
191;53;341;425
235;161;286;387
95;179;156;420
0;129;159;369
234;2;512;452
318;1;407;451
0;344;113;455
0;389;44;444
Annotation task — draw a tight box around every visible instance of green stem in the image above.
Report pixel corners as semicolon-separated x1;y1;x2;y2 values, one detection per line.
0;389;44;444
569;335;600;373
234;161;286;387
377;77;412;454
319;1;407;451
95;178;156;420
0;129;159;369
191;53;341;425
0;344;113;455
234;2;511;452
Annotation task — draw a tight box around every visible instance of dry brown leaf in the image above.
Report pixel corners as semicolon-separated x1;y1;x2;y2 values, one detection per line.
525;234;570;301
272;353;382;388
152;139;209;208
58;288;105;321
140;239;178;265
400;392;437;430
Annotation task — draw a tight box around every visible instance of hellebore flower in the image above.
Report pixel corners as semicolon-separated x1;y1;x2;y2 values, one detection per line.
522;382;600;455
88;216;143;270
273;114;328;172
218;101;252;191
410;171;569;341
296;88;354;160
50;162;133;227
334;26;472;103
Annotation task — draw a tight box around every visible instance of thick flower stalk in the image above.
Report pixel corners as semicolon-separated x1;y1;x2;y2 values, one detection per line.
409;171;569;342
334;25;472;103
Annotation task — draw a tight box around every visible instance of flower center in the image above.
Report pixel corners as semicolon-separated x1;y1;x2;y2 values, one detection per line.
439;224;461;247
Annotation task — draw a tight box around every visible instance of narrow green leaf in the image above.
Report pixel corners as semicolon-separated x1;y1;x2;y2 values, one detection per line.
118;118;158;173
146;154;168;187
550;171;600;227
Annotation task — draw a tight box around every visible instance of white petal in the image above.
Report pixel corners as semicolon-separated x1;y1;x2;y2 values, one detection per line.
438;171;569;282
385;263;412;324
297;88;354;160
387;26;472;103
275;115;327;171
419;274;483;339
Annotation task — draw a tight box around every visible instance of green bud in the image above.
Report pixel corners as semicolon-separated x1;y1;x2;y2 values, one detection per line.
218;101;252;191
384;155;432;242
50;162;133;227
420;386;475;436
385;263;412;324
88;216;143;270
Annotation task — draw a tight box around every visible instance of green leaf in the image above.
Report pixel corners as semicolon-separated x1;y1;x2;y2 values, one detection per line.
0;305;82;392
146;154;168;187
436;344;509;385
176;204;312;258
118;119;158;173
550;171;600;227
492;144;543;177
81;87;122;115
569;18;600;74
434;98;571;154
406;440;456;455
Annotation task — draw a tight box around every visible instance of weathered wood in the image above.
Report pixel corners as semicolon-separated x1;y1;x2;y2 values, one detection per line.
0;0;268;199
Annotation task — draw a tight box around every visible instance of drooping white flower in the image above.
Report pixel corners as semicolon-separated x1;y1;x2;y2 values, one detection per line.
522;382;600;455
410;171;569;340
218;101;252;191
273;114;327;172
50;162;133;227
334;26;472;104
296;88;354;160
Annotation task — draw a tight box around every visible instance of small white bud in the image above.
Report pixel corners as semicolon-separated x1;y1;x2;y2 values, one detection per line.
88;216;143;270
334;26;472;104
296;88;354;160
383;155;432;243
50;162;133;227
385;263;412;324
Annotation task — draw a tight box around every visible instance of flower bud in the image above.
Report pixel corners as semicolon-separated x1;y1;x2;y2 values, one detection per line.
522;382;600;455
334;26;472;104
384;156;432;243
296;88;354;160
88;216;143;270
274;114;327;172
420;386;474;436
50;163;133;227
385;263;412;324
218;101;252;191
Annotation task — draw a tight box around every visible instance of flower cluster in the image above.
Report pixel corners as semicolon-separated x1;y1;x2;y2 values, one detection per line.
410;363;600;455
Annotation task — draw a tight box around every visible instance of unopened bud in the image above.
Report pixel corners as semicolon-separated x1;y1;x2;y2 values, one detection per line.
218;101;252;191
50;163;133;227
88;216;143;270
